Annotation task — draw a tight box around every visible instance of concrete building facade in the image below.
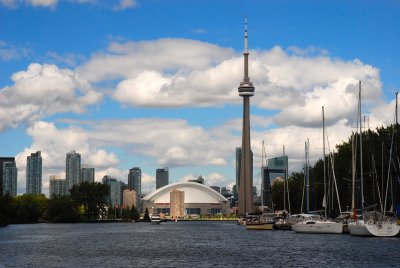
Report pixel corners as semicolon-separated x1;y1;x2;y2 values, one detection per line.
123;189;137;209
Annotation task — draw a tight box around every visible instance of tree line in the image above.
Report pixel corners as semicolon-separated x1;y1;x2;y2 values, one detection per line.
0;182;140;226
271;124;400;217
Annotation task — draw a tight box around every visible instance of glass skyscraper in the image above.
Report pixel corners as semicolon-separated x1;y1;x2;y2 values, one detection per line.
0;157;16;197
66;150;81;189
156;167;169;189
49;175;67;196
2;161;17;197
26;151;42;195
81;167;95;183
102;175;123;206
128;167;141;210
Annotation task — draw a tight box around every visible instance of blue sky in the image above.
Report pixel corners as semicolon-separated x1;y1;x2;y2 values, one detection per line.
0;0;399;195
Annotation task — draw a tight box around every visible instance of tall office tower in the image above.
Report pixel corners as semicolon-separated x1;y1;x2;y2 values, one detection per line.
261;166;272;208
235;147;253;207
0;157;15;196
66;150;81;189
2;161;17;196
156;167;169;189
102;175;123;206
81;167;95;183
49;175;67;196
238;17;255;215
128;167;141;209
26;151;42;195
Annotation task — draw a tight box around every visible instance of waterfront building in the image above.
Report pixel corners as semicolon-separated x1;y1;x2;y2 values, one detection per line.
170;189;185;217
26;151;42;195
156;167;169;189
142;182;229;217
2;161;17;196
66;150;81;189
102;175;123;206
80;167;95;183
123;189;137;209
0;157;16;196
49;175;67;196
128;167;141;209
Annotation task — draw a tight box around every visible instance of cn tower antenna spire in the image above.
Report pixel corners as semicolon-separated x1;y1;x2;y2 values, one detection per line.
244;16;248;53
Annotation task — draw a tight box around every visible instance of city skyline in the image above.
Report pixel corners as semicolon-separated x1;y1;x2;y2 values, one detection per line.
0;1;399;196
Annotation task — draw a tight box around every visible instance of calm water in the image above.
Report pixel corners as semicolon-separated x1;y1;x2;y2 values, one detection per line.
0;221;400;267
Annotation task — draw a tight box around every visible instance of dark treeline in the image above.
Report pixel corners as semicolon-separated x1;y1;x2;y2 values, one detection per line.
0;182;140;226
272;124;400;216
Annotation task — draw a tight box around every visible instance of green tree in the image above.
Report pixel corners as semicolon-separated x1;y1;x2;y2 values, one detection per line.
69;182;109;220
0;193;12;226
11;194;48;223
131;205;140;221
46;195;79;223
143;207;150;222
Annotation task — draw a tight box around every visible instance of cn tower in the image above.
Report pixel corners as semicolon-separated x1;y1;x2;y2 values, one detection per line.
238;17;255;215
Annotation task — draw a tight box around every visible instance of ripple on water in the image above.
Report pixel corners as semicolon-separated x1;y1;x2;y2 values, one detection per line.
0;221;400;267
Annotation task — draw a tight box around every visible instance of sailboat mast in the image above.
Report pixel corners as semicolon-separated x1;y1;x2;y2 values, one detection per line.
283;145;286;212
351;132;356;212
358;81;365;211
322;106;327;219
306;138;310;212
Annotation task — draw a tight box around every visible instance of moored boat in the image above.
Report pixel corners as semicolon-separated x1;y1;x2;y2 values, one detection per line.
292;220;343;234
150;214;162;224
348;220;371;236
246;222;274;230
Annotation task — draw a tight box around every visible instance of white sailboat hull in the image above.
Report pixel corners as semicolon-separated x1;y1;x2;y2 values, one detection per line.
292;220;343;234
365;221;400;237
348;220;371;236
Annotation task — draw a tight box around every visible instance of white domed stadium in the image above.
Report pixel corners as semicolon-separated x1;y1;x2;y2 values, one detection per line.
142;182;230;217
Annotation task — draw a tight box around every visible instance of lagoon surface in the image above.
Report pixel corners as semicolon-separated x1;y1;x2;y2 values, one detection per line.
0;221;400;267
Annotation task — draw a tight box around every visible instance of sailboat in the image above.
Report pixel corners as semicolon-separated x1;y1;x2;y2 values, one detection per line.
349;83;400;237
292;106;343;234
349;81;371;236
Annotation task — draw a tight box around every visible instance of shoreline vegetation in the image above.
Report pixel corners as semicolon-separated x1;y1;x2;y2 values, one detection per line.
1;124;399;227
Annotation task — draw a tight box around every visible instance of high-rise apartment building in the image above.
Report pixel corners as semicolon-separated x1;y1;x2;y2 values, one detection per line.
102;175;123;206
66;150;81;189
156;167;169;189
81;167;95;183
26;151;42;195
2;161;17;197
0;157;15;196
49;175;67;196
128;167;141;209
